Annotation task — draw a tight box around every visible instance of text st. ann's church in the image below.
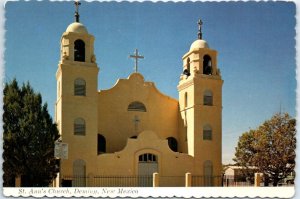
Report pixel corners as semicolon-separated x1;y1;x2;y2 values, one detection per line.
55;2;223;187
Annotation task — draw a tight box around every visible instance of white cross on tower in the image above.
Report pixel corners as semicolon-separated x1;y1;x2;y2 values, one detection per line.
129;49;144;73
133;115;140;134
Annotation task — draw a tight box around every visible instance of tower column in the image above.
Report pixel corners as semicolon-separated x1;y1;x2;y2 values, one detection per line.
56;3;99;183
178;20;223;179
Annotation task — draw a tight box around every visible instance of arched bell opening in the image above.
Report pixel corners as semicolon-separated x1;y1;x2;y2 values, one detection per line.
203;55;212;75
183;57;191;76
74;39;85;62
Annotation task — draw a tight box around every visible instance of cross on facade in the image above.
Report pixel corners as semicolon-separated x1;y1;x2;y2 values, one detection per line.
198;19;203;39
129;49;144;73
133;115;140;134
74;1;81;22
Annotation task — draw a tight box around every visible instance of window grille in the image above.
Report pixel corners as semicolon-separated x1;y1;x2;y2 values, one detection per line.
203;125;212;140
139;153;157;162
128;101;147;112
74;78;86;96
203;130;212;140
203;90;213;106
74;118;85;135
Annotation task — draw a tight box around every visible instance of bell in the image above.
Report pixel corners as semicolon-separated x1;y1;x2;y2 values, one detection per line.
183;69;191;76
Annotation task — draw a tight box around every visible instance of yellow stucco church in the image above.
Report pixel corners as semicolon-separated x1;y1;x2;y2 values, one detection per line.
55;3;223;187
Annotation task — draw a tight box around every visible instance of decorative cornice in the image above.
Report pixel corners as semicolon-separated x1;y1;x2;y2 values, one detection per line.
177;79;194;91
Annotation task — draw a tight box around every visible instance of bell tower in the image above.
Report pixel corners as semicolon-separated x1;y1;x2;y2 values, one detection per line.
178;20;223;180
55;1;99;179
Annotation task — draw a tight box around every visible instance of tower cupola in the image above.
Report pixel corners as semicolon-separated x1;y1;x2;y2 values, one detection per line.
189;19;209;50
66;22;88;34
190;39;209;50
64;1;88;34
181;19;220;79
59;1;96;64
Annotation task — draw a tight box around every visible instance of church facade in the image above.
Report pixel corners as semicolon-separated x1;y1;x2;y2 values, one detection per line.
55;6;223;187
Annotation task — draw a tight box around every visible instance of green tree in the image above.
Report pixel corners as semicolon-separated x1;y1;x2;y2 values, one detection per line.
3;79;60;187
233;113;296;186
232;130;259;183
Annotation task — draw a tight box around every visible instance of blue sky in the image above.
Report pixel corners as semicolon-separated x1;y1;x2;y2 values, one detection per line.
4;1;296;164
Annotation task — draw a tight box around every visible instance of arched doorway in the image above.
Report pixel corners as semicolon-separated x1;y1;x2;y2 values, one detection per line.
138;153;158;186
97;134;106;154
204;160;213;186
73;159;86;187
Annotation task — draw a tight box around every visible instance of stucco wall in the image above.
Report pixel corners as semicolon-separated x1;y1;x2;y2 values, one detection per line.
98;73;180;153
93;131;194;176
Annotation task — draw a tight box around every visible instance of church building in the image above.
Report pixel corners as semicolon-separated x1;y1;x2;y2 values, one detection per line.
55;2;223;187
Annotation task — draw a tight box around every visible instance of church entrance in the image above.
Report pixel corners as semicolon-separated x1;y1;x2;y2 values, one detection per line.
138;153;158;187
72;159;86;187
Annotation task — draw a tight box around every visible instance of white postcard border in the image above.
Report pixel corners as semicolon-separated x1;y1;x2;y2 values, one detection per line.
3;187;295;198
1;0;299;198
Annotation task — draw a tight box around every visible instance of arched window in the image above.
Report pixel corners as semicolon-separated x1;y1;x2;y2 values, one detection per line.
203;125;212;140
74;78;86;96
186;58;190;74
74;118;85;135
204;160;213;186
73;159;86;187
203;90;213;106
167;137;178;152
186;58;191;76
139;153;157;162
184;92;188;108
74;39;85;62
57;81;60;98
183;58;191;76
128;101;147;112
97;134;106;154
203;55;212;75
